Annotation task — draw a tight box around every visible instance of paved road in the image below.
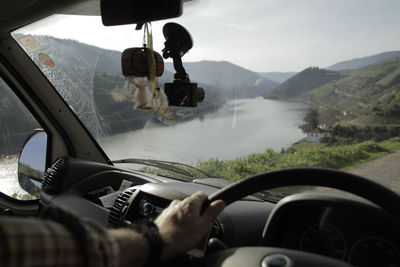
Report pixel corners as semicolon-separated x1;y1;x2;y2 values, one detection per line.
314;151;400;196
348;151;400;194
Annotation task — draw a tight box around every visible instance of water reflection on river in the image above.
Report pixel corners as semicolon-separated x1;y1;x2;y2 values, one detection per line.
101;98;308;163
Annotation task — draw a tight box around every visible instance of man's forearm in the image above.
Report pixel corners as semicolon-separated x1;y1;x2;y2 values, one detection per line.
0;216;119;267
0;192;224;267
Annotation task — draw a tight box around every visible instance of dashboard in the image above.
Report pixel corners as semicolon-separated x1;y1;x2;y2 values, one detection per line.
40;157;273;248
263;193;400;267
39;157;400;267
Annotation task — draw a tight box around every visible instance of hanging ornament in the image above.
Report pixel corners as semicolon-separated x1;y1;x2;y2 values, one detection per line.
152;88;173;119
123;76;152;109
144;23;172;118
120;23;173;119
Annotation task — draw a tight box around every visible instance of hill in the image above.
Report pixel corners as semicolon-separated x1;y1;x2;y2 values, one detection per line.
327;51;400;71
165;61;279;98
259;72;296;84
6;36;227;138
264;67;346;100
2;35;274;147
304;59;400;124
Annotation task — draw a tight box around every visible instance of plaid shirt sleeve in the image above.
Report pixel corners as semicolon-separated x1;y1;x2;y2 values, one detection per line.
0;208;119;267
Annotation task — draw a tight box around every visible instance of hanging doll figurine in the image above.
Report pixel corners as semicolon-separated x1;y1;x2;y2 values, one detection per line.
152;87;172;119
124;76;152;109
121;23;173;119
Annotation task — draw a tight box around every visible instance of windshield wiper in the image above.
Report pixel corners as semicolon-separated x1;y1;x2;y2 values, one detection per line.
112;158;212;180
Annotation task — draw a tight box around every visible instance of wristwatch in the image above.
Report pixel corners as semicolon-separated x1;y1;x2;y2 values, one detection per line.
123;219;164;266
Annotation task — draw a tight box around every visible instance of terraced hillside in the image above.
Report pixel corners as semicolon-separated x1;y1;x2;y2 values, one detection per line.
304;59;400;124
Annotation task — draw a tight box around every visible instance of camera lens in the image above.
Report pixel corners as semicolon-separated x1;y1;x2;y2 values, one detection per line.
197;87;205;103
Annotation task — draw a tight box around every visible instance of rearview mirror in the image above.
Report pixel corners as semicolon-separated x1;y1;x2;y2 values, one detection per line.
18;130;48;197
101;0;183;26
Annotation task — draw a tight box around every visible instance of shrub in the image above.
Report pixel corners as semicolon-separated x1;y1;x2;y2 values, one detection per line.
195;140;396;182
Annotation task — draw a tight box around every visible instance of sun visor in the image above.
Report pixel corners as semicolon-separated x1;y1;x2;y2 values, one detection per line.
0;0;85;34
59;0;101;16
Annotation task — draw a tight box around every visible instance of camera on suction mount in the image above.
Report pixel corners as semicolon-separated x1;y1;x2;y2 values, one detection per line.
162;23;205;107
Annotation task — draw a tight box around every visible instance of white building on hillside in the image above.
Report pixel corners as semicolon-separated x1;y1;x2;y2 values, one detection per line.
306;128;327;143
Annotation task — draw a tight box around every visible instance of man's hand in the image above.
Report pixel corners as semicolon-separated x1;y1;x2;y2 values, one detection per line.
155;191;225;260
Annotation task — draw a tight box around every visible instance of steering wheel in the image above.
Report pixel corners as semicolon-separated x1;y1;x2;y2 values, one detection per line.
200;168;400;267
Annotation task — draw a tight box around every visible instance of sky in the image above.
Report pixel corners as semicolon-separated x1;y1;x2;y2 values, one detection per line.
16;0;400;72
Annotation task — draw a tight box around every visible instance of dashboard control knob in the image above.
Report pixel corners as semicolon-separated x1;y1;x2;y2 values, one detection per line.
143;202;154;216
261;254;292;267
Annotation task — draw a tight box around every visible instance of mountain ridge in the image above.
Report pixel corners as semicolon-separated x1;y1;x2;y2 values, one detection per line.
13;35;279;137
264;67;347;100
259;72;296;83
327;51;400;71
306;59;400;124
262;57;400;125
165;60;279;98
4;35;400;142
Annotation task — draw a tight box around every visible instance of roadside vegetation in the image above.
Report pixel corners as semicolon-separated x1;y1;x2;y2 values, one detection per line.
195;108;400;182
195;137;400;182
144;108;400;184
140;106;400;186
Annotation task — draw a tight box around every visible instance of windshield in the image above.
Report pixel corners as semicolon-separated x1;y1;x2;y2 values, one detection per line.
13;0;400;197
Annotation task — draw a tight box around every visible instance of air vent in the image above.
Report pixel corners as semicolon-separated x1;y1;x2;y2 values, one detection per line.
43;157;65;193
108;188;136;228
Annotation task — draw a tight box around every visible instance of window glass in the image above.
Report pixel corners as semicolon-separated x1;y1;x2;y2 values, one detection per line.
0;77;41;200
12;2;400;200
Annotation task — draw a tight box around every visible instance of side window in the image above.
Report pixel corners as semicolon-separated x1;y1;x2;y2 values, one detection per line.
0;77;44;200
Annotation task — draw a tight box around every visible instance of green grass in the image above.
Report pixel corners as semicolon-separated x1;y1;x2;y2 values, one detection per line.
195;138;400;182
375;137;400;151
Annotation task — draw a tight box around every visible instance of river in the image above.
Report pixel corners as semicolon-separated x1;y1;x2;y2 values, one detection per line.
100;97;308;163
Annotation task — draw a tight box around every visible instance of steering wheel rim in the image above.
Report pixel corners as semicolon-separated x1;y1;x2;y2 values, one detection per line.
207;168;400;219
200;168;400;267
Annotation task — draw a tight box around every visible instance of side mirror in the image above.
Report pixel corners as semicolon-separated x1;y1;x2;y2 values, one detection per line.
18;130;48;197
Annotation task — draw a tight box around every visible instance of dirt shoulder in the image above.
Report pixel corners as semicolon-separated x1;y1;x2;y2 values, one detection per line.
348;151;400;194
